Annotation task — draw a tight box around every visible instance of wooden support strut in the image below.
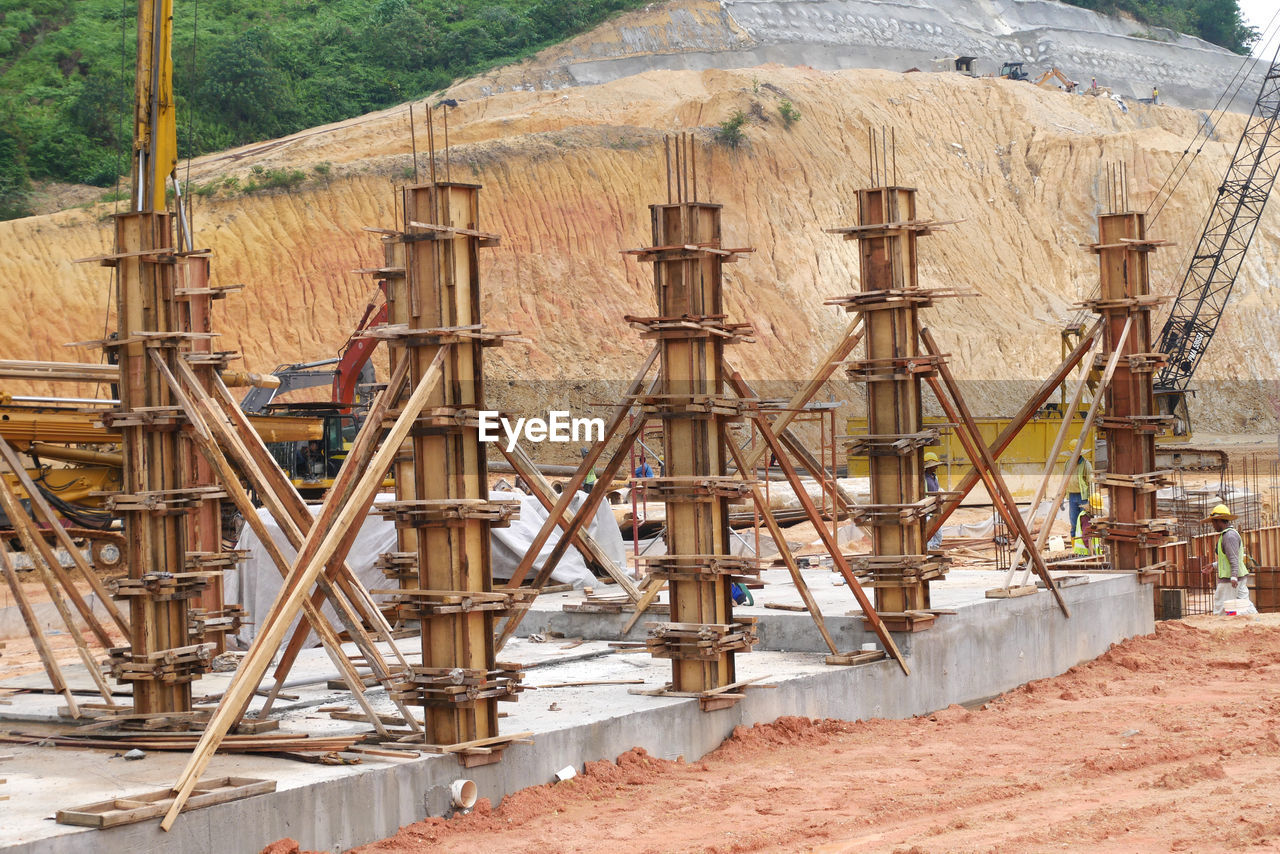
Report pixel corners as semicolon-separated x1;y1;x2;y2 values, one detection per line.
500;442;637;594
162;356;447;831
150;351;410;737
736;377;908;674
496;410;652;652
0;435;131;637
1011;319;1134;588
916;327;1070;618
0;542;79;716
181;359;419;723
927;319;1104;537
501;346;659;592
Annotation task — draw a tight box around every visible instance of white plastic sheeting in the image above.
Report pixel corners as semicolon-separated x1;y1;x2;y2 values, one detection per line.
225;490;625;647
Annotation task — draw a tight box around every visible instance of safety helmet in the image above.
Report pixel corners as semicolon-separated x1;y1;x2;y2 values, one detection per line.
1066;439;1078;451
1204;503;1236;522
923;451;941;468
1089;492;1104;512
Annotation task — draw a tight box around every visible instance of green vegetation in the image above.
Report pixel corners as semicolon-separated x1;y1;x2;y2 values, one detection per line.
1060;0;1258;54
777;99;800;128
0;0;649;219
714;111;748;148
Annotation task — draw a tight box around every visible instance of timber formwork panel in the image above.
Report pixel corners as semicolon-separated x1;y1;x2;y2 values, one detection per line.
379;181;521;758
638;199;758;703
836;187;947;631
1087;212;1173;574
106;212;217;716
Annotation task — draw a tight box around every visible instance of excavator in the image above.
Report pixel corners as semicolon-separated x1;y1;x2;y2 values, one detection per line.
1034;67;1078;93
241;286;389;498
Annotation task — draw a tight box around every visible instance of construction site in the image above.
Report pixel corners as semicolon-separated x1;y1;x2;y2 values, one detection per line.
1;0;1279;851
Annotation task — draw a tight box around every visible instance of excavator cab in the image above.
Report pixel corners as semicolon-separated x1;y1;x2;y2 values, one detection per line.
1000;61;1028;81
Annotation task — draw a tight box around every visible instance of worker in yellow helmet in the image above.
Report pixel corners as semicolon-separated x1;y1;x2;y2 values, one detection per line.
1065;438;1093;540
1205;504;1249;614
1072;492;1104;556
924;452;943;551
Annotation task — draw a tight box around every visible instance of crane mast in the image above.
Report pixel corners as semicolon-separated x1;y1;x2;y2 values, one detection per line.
1153;44;1280;432
131;0;178;214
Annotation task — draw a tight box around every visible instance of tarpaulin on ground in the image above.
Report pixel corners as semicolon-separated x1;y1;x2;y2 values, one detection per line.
225;490;625;647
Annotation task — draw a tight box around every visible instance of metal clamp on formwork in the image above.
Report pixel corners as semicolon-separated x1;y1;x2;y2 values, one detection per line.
622;242;754;264
402;219;502;248
374;498;521;527
361;322;522;348
108;643;216;684
844;429;940;456
635;476;756;503
846;553;949;584
824;288;968;312
180;350;239;369
635;393;753;419
1076;294;1170;312
375;551;418;582
406;405;488;434
389;664;524;708
623;314;756;344
1094;470;1174;492
184;551;246;572
824;217;958;241
188;605;247;639
370;588;517;620
1092;517;1177;545
99;405;188;430
1092;351;1168;373
110;572;217;602
635;554;763;584
844;354;944;383
850;496;938;526
645;619;759;661
1095;414;1177;434
1082;236;1172;253
104;486;228;514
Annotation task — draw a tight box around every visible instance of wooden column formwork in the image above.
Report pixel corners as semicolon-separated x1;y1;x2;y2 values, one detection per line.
831;187;947;632
631;195;759;708
376;181;523;760
177;256;243;650
1086;211;1174;574
105;212;217;717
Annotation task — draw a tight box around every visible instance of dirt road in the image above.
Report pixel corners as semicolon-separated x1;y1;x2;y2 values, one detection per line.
327;615;1280;853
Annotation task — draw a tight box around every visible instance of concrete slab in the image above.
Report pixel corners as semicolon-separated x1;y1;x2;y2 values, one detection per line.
0;570;1153;854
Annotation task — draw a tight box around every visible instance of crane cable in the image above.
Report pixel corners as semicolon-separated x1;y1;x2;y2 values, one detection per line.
1147;8;1280;227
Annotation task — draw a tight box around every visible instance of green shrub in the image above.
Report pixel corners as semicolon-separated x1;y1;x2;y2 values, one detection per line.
715;111;748;149
778;99;800;128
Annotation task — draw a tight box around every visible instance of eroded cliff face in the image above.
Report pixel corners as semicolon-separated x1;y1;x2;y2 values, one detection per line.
2;65;1278;440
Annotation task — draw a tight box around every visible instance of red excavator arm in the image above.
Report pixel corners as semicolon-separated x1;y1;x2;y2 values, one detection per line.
332;286;388;409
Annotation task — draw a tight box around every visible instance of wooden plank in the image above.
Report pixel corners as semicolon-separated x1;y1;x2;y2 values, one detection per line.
0;542;78;716
58;777;275;829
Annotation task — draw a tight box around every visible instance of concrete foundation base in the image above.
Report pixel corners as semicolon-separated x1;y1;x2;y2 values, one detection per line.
0;570;1152;854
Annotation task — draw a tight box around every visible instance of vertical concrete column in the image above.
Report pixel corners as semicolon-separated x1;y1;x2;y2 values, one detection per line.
1090;211;1172;571
837;187;946;632
109;211;212;716
381;181;521;758
636;199;758;707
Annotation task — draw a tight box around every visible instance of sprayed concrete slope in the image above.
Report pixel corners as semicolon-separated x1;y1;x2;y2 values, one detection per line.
1;65;1276;435
457;0;1265;111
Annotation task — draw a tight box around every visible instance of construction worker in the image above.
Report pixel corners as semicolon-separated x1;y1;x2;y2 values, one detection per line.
1073;492;1104;556
633;453;654;479
580;446;598;493
924;452;943;551
1206;504;1250;614
1066;438;1093;536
